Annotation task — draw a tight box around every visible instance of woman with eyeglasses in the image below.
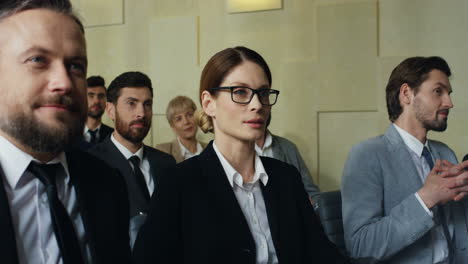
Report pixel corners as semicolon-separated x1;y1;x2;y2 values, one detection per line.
133;46;348;264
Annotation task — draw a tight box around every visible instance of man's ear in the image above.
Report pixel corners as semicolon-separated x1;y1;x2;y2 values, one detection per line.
201;91;216;117
399;83;414;106
106;102;116;122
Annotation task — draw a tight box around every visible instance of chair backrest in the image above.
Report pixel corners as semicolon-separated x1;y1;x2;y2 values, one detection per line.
315;190;346;255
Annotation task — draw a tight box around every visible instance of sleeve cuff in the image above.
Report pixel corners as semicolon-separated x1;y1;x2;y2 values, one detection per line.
414;193;433;217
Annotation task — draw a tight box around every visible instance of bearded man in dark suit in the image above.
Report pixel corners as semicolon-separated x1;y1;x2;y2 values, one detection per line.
89;72;176;246
0;1;131;263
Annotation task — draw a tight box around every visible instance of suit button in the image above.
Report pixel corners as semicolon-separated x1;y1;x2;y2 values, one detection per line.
138;211;147;216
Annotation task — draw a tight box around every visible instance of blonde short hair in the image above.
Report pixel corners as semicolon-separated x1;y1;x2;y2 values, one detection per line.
166;96;197;125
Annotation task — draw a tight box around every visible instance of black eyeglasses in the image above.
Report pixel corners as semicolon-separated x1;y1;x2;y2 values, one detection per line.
208;86;280;106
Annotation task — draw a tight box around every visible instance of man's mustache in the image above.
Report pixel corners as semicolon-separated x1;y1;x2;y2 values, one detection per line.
32;95;81;113
130;119;149;127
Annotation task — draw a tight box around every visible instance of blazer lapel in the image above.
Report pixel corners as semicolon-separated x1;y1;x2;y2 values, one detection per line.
145;146;161;183
199;144;256;251
103;139;134;179
259;158;280;253
270;135;285;161
170;139;184;163
0;168;19;264
384;125;424;194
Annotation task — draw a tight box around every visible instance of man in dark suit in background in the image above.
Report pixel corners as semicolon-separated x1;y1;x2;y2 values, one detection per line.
83;75;113;145
0;1;131;263
89;71;175;246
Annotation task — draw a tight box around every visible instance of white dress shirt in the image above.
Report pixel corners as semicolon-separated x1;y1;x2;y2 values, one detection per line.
255;132;274;158
83;124;102;143
394;124;453;264
213;142;278;264
0;135;89;264
177;138;203;160
111;134;154;194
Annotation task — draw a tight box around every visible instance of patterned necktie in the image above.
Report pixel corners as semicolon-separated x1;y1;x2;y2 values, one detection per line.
27;162;84;264
129;156;150;201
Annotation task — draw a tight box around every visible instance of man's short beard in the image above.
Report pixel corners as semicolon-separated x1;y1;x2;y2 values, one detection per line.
88;108;104;119
0;111;85;153
115;112;150;144
414;97;448;132
422;118;447;132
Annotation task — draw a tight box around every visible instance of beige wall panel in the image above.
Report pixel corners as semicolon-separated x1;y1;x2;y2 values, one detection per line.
149;16;200;115
153;0;199;17
380;0;468;57
318;111;383;191
85;27;129;80
198;0;227;66
72;0;124;27
317;1;378;111
271;61;320;183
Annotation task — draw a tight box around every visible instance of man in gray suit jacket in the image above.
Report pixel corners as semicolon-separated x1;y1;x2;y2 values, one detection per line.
342;56;468;263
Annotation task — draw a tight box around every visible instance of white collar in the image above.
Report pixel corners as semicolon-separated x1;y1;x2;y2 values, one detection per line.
213;141;268;187
84;123;102;133
177;138;202;156
255;131;273;153
393;124;430;156
0;135;70;190
111;134;144;160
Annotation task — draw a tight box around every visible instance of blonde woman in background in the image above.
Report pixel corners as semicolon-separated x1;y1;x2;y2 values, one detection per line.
155;96;207;163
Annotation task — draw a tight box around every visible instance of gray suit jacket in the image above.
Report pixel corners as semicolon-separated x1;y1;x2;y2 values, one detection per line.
342;125;468;264
270;134;321;199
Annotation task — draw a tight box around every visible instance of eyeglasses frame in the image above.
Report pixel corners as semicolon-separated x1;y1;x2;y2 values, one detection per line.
208;86;280;106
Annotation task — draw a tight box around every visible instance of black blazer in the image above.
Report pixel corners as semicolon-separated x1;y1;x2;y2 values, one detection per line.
0;149;131;264
89;137;176;217
72;123;114;151
98;124;114;143
133;142;348;264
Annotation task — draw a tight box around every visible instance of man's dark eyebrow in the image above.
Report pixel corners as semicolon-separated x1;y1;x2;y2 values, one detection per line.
435;82;452;92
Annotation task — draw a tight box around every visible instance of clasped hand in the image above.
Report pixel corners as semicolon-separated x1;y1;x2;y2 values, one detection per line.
417;160;468;209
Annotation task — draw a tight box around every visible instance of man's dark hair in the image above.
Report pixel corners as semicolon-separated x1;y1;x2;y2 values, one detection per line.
0;0;84;32
386;56;451;122
87;75;105;88
107;71;153;104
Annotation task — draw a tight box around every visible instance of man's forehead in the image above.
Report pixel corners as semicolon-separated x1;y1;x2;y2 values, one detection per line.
120;86;152;97
0;9;86;54
426;69;452;90
88;86;106;93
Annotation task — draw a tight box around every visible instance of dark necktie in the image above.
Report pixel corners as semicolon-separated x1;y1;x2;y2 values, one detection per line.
129;156;150;201
27;162;84;264
422;146;453;260
422;146;434;170
88;129;98;144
